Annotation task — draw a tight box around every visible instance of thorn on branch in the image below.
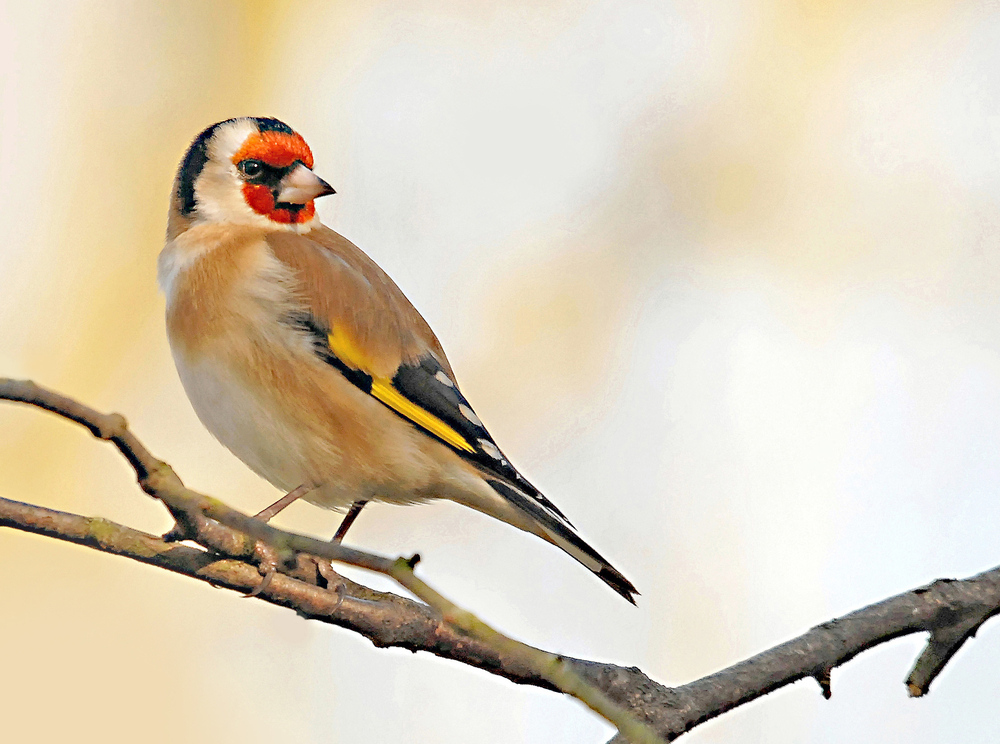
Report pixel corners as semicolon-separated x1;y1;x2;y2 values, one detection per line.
405;553;421;569
813;668;832;699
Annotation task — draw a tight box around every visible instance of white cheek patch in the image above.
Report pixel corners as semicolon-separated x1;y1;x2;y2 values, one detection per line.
194;159;262;225
192;119;273;228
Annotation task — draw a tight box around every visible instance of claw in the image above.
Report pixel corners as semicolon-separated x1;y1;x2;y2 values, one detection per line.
312;559;348;613
245;566;276;598
330;581;347;614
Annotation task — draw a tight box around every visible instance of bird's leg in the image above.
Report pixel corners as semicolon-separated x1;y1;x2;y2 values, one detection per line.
244;539;284;598
254;483;313;522
309;501;368;602
332;500;368;542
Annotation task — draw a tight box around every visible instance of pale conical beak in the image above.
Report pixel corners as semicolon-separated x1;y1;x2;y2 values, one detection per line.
276;163;336;204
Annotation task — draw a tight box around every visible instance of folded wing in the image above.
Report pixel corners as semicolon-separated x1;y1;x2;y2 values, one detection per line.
267;227;637;602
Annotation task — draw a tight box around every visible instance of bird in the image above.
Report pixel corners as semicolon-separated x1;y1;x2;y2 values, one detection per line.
158;116;637;603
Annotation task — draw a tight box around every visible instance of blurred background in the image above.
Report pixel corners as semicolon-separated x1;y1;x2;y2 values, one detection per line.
2;0;999;741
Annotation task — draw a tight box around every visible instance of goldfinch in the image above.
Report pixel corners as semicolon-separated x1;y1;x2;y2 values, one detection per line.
158;117;637;603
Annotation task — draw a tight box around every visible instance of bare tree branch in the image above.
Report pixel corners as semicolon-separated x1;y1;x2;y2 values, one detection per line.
0;377;659;744
2;377;998;742
603;567;1000;741
0;493;559;685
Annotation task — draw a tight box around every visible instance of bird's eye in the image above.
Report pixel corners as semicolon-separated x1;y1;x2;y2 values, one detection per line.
238;159;265;178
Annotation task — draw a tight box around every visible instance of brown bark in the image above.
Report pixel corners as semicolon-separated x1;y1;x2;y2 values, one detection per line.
2;378;997;742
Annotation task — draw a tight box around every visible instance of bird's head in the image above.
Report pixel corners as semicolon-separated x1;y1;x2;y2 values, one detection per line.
169;117;335;236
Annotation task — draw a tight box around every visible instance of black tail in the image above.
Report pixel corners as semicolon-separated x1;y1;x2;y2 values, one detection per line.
487;479;639;604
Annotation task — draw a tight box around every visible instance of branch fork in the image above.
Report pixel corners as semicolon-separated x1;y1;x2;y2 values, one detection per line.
2;377;999;743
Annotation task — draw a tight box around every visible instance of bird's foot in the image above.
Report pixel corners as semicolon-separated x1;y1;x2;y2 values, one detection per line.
315;559;348;613
244;564;277;598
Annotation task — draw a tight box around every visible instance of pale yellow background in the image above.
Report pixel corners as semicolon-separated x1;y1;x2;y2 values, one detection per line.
2;1;999;742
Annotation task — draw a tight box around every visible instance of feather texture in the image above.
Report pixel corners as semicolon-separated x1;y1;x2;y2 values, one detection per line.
160;118;637;602
267;227;574;525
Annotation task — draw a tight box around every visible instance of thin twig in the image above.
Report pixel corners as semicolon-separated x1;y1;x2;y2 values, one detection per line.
3;377;1000;743
0;494;558;685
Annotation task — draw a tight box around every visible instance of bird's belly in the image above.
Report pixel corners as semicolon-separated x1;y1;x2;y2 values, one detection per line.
174;350;342;501
170;340;486;515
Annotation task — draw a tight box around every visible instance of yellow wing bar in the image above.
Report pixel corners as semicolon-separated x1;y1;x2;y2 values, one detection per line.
328;329;475;454
370;379;475;453
327;328;380;374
